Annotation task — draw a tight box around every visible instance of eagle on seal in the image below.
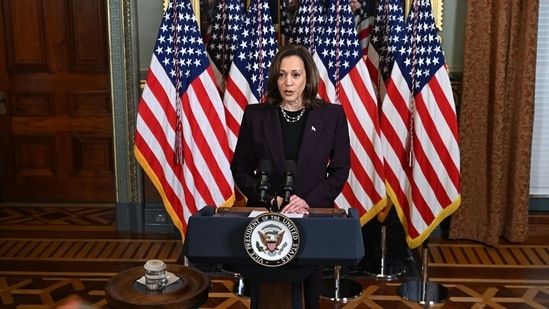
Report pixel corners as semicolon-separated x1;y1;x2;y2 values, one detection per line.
259;230;285;252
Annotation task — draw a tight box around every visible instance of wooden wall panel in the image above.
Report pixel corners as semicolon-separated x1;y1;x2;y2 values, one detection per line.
72;136;114;176
67;0;108;71
68;91;111;117
145;177;163;203
12;117;112;135
3;0;47;71
11;93;53;116
14;136;57;177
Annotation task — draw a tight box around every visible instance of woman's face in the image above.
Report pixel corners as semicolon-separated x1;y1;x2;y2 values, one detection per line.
277;55;307;105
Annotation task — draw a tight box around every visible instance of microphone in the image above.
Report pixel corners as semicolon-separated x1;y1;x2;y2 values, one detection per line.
281;160;296;205
256;159;271;207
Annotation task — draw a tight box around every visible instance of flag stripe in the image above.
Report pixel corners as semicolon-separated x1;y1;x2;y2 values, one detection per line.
224;68;253;150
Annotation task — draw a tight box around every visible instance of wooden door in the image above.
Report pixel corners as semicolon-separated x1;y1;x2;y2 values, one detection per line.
0;0;115;202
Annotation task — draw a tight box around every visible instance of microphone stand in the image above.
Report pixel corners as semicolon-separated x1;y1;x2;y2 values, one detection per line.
260;199;271;212
271;196;279;213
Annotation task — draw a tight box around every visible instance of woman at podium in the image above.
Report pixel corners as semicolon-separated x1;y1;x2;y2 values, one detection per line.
230;44;351;309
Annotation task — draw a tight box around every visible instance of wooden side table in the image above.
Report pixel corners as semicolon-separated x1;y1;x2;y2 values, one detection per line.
105;264;210;309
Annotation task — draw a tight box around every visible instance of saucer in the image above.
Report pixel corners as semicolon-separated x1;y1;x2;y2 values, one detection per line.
136;271;180;286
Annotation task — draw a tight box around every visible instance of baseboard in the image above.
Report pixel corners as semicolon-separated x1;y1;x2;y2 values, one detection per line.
529;211;549;236
115;201;144;232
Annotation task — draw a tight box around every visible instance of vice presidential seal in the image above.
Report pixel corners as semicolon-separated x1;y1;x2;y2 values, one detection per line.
244;212;300;267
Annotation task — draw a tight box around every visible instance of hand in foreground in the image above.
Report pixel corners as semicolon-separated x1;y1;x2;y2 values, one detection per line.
281;195;310;214
55;296;95;309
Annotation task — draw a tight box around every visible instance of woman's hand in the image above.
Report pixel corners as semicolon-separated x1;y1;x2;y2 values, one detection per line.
281;195;310;214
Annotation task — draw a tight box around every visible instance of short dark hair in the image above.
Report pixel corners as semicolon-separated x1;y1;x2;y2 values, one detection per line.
265;45;323;109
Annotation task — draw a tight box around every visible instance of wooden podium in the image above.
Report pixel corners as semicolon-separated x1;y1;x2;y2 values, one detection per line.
183;206;365;309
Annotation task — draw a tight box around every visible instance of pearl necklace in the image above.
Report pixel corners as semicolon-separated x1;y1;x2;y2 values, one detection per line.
280;106;305;123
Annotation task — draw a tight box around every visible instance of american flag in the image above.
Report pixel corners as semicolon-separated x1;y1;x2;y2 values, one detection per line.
134;0;235;239
288;0;325;52
222;0;278;150
355;0;376;57
366;0;406;102
206;0;245;91
314;0;387;224
279;0;293;46
381;0;460;248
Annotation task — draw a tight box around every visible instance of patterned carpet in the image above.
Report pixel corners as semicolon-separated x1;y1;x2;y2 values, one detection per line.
1;205;549;308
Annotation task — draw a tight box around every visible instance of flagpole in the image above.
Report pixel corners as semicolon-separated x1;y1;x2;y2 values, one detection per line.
191;0;200;26
397;238;449;305
363;220;407;280
320;265;363;303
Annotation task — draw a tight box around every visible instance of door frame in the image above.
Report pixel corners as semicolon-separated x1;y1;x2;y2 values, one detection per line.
108;0;144;232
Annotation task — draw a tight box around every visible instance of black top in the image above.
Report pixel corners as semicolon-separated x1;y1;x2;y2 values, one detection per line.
278;108;308;161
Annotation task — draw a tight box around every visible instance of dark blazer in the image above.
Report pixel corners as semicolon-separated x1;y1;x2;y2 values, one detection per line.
230;102;351;208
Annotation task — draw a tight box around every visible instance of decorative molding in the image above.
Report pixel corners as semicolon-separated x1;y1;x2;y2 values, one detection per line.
431;0;443;31
108;0;142;206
